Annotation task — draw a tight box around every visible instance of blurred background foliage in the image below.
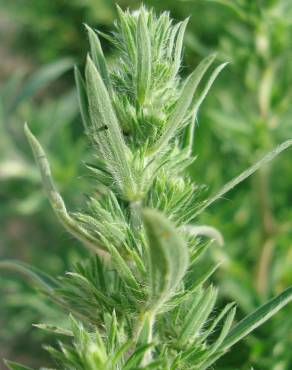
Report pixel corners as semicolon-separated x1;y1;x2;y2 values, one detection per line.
0;0;291;369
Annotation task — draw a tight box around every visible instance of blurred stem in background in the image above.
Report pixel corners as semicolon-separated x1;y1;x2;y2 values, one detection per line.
254;166;276;298
252;3;280;300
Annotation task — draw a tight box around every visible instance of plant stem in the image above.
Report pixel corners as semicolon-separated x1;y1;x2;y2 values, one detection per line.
130;309;155;366
253;34;277;298
254;166;277;298
141;311;155;366
130;200;142;231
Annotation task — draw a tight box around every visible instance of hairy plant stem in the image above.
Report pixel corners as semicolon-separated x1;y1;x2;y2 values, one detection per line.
141;311;155;366
130;200;142;232
132;310;155;364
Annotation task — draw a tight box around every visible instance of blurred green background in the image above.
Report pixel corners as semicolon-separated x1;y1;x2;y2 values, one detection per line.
0;1;291;369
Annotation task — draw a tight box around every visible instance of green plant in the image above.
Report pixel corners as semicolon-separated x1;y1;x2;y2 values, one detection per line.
180;1;292;368
207;0;292;298
0;0;116;63
0;57;88;364
2;6;292;369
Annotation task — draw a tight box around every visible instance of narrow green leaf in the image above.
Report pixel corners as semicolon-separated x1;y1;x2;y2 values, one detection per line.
85;57;137;200
204;306;236;359
85;24;111;90
219;286;292;351
179;346;208;366
179;286;218;345
105;310;118;353
33;323;73;336
142;360;164;369
172;18;189;76
116;5;136;62
9;58;73;112
195;139;292;216
111;340;133;366
199;286;292;369
136;10;151;104
182;119;195;156
74;66;90;132
186;264;220;299
191;62;228;118
44;345;66;363
143;209;189;311
213;307;236;346
64;272;116;307
167;22;181;59
150;54;216;154
100;237;140;292
4;361;33;370
0;260;58;291
24;124;105;254
199;302;236;344
123;343;154;369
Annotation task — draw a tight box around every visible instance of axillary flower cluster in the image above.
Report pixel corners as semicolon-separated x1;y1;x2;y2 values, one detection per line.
4;5;292;370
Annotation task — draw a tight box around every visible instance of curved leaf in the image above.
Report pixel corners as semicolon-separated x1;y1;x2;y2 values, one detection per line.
24;123;105;254
0;260;58;291
4;360;34;370
143;209;189;311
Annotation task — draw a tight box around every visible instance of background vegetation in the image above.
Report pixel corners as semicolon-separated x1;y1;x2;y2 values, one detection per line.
0;0;291;369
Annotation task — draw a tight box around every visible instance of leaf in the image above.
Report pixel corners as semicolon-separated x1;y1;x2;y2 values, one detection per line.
208;306;236;354
64;271;116;307
172;18;189;77
142;209;189;311
199;302;236;344
183;224;224;246
111;341;133;366
220;286;292;351
200;307;236;370
24;124;105;254
194;287;292;370
123;343;154;369
85;24;111;90
182;119;195;156
9;58;73;112
104;310;118;353
197;289;292;370
195;139;292;216
136;10;152;104
0;260;58;292
74;66;90;132
100;236;140;292
185;263;220;299
167;22;181;59
150;54;216;154
33;323;73;336
4;360;34;370
85;57;136;200
116;5;136;62
191;62;228;118
178;286;218;345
